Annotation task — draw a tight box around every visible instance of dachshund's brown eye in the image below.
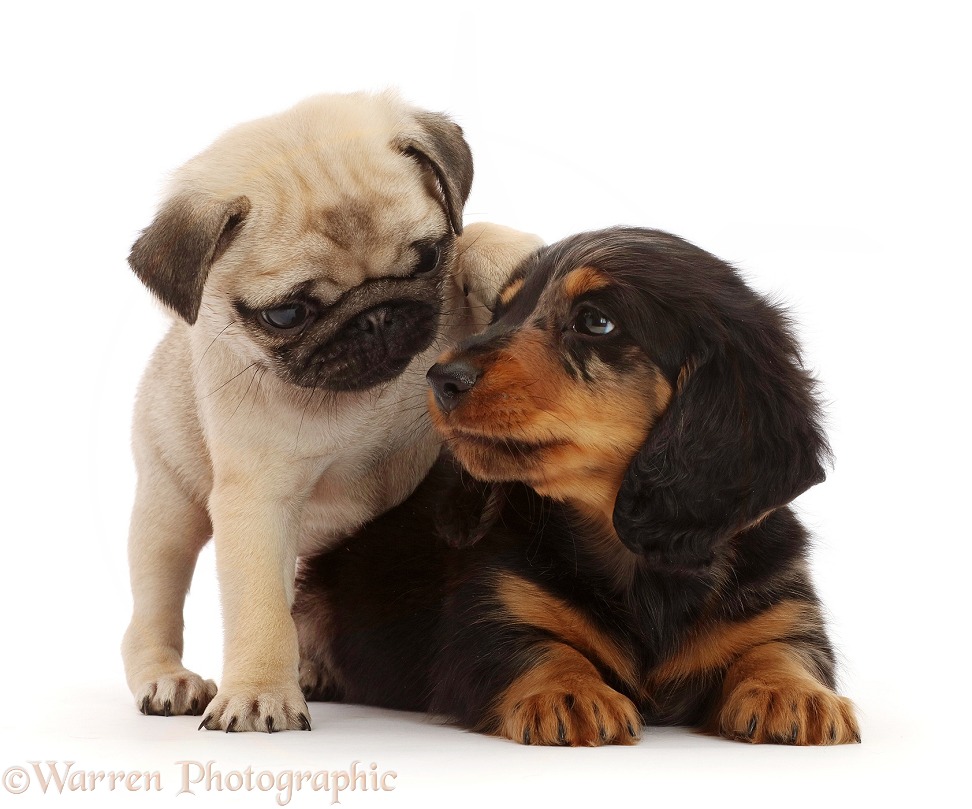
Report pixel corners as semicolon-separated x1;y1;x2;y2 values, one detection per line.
412;242;442;276
573;307;616;336
260;304;310;331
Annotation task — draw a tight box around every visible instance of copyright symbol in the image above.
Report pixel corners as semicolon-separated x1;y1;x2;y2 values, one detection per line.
2;766;29;794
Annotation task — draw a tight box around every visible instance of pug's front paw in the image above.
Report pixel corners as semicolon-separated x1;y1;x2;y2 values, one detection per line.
134;669;217;717
198;680;311;732
455;222;544;326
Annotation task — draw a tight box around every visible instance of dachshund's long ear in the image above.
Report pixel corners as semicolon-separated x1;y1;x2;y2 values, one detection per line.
128;193;250;324
397;111;473;236
612;302;829;571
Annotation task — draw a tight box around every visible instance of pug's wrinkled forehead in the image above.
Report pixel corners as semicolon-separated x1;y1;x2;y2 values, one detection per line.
131;91;472;326
197;94;471;309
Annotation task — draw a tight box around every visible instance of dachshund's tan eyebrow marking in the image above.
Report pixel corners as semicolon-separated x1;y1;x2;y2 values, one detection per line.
497;277;525;306
562;266;611;299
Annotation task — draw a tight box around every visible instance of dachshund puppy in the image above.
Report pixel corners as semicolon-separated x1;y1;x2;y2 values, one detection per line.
293;227;859;746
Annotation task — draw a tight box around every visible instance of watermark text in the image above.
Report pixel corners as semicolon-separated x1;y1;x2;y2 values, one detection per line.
3;759;397;805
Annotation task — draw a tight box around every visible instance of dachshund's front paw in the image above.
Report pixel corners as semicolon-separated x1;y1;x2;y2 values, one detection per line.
496;676;641;747
718;678;860;745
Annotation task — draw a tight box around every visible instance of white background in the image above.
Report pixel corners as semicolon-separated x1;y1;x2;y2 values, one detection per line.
1;1;969;806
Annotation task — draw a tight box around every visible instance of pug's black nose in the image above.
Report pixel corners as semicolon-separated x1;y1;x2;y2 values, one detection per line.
427;361;480;413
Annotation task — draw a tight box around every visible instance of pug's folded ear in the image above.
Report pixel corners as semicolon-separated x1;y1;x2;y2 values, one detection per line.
128;193;250;324
397;112;473;236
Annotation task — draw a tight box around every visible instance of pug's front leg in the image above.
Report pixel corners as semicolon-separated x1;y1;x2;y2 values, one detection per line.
122;458;217;717
198;481;310;732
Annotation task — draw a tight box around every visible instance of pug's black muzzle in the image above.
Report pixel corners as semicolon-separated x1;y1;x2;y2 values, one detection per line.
266;274;445;392
315;298;440;391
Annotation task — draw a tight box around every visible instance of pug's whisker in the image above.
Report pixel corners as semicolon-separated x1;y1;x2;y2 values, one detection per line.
372;393;429;413
196;321;235;369
436;306;478;318
225;365;261;425
204;363;258;398
309;386;335;420
249;368;270;417
385;402;436;419
293;386;323;454
385;415;437;458
398;406;435;438
454;226;488;260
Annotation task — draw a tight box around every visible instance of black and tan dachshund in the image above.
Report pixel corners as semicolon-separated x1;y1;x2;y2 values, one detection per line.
293;227;859;746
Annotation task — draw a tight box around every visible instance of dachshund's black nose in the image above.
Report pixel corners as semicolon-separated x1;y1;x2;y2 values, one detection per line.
427;360;481;413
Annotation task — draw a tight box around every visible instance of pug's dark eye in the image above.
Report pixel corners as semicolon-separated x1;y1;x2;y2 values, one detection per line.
572;306;616;336
412;242;442;276
260;304;310;331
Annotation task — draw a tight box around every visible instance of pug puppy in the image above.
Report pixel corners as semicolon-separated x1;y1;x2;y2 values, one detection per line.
121;91;543;732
